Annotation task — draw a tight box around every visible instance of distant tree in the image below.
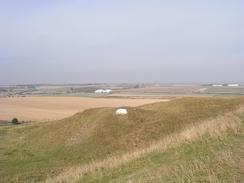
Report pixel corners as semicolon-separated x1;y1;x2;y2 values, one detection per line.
12;118;20;125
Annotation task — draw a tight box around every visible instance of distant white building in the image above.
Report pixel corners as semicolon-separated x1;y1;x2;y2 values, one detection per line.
94;89;112;94
227;84;239;87
94;89;103;94
115;108;128;115
103;89;112;93
212;84;223;87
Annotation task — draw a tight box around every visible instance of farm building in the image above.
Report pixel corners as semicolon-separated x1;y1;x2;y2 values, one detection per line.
104;89;112;93
212;84;223;87
227;84;239;87
94;89;112;94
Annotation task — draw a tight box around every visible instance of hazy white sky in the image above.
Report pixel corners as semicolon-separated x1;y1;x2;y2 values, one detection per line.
0;0;243;84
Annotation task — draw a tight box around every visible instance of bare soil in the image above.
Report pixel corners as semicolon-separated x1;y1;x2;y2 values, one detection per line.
0;97;167;122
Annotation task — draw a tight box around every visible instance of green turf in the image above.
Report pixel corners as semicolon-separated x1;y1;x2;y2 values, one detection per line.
0;97;244;182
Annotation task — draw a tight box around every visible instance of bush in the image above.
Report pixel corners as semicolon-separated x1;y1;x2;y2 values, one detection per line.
12;118;20;125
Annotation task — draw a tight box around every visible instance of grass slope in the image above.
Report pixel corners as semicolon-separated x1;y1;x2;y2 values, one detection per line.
0;97;244;182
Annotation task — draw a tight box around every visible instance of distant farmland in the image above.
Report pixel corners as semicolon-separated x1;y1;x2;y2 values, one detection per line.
0;97;167;122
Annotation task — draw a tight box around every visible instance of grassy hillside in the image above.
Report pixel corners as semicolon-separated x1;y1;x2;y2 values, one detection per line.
0;97;244;182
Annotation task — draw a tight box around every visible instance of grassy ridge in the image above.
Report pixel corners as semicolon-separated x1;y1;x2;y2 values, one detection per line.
0;97;244;182
79;129;244;183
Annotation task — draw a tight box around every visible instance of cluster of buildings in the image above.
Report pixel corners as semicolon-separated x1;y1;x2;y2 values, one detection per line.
94;89;112;94
212;84;240;87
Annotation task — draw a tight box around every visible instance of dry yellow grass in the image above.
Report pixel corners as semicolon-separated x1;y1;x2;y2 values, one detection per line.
46;108;242;183
1;97;244;182
0;97;167;122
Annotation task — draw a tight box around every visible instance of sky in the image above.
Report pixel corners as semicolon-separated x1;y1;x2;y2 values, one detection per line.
0;0;243;84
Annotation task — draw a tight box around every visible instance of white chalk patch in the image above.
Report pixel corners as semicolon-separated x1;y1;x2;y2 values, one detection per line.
115;108;128;115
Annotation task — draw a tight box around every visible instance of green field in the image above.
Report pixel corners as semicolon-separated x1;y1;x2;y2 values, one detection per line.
0;97;244;182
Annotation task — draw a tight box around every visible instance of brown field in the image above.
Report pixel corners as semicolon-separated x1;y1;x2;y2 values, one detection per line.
0;97;168;122
113;85;203;95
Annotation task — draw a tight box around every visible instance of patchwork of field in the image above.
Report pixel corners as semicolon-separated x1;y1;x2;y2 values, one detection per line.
1;84;244;99
114;85;202;94
0;97;167;122
112;85;244;97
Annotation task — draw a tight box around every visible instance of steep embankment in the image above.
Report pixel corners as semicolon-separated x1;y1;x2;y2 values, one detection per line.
0;97;244;182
